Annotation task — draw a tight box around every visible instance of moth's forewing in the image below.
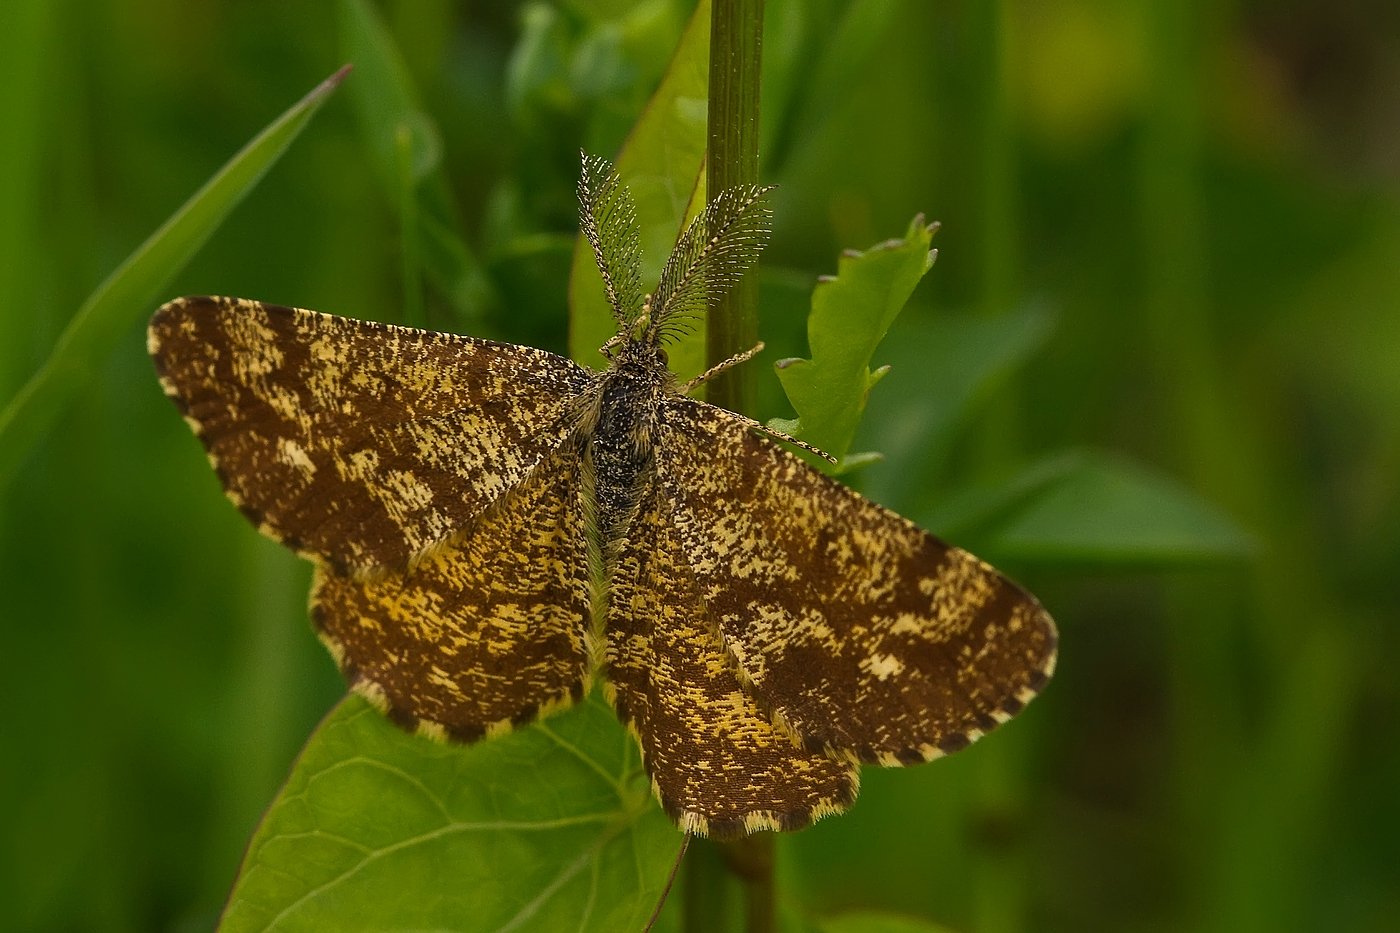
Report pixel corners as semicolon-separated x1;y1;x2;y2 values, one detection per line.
606;480;858;838
312;447;592;741
655;398;1058;766
148;296;592;576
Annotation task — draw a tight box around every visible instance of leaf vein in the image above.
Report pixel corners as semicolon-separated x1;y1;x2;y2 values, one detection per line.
258;813;618;932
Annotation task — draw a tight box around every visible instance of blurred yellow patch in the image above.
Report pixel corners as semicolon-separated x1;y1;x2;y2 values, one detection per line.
1013;0;1147;153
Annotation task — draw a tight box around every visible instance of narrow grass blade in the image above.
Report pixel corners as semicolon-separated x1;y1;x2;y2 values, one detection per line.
927;451;1256;565
0;65;350;492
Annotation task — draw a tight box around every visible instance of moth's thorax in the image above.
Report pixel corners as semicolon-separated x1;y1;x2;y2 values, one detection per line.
589;349;672;550
612;337;672;382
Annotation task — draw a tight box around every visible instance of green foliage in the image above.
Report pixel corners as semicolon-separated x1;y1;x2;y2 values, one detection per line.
854;307;1055;508
569;0;711;379
4;1;1398;932
816;913;956;933
338;0;492;325
220;694;680;933
773;225;1247;565
771;216;938;470
924;451;1254;564
0;67;347;491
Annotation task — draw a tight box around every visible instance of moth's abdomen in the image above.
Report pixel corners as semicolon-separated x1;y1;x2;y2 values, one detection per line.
589;373;656;552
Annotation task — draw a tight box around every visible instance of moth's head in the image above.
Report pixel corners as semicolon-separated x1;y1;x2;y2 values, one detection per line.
613;317;670;374
578;151;770;376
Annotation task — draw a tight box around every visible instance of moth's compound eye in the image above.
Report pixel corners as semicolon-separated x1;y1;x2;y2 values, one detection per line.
657;348;669;365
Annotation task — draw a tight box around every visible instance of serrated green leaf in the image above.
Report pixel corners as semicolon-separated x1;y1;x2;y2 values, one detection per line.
219;694;682;933
569;0;710;377
339;0;493;324
817;911;958;933
935;453;1255;565
856;304;1055;510
0;66;348;493
774;216;938;469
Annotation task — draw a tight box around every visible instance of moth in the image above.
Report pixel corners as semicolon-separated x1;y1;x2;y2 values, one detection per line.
148;154;1056;838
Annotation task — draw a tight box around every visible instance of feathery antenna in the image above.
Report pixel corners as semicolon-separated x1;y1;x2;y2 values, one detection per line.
577;153;645;329
648;185;772;343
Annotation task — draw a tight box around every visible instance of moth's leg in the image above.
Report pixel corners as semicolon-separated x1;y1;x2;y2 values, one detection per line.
679;341;764;395
599;331;626;360
679;341;835;463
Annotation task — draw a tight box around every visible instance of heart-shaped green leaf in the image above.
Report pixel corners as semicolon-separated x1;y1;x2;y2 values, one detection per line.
219;694;682;933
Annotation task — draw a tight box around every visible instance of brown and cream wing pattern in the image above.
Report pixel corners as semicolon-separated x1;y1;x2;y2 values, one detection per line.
148;296;593;575
312;446;593;741
605;477;857;838
654;397;1058;766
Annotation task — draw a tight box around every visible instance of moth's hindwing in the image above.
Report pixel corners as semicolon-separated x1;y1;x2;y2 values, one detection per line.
147;296;592;576
312;447;592;741
655;398;1058;766
605;478;858;838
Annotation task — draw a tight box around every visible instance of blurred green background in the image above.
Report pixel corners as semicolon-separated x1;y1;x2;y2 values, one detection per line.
2;0;1398;931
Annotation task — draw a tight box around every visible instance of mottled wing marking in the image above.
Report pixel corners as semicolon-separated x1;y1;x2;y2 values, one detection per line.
148;296;592;575
655;398;1058;766
605;478;857;838
312;447;591;742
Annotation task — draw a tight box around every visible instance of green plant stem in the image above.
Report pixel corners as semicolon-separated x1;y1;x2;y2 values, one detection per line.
973;0;1018;322
1141;4;1355;931
683;838;731;932
965;3;1028;932
695;1;773;932
719;832;775;933
705;0;764;416
395;121;424;328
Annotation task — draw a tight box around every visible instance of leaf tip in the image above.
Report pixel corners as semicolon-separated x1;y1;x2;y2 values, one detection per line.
835;450;886;475
303;64;354;108
317;63;355;99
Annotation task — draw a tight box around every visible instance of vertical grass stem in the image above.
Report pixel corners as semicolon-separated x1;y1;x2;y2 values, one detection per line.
695;2;774;931
396;122;424;329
